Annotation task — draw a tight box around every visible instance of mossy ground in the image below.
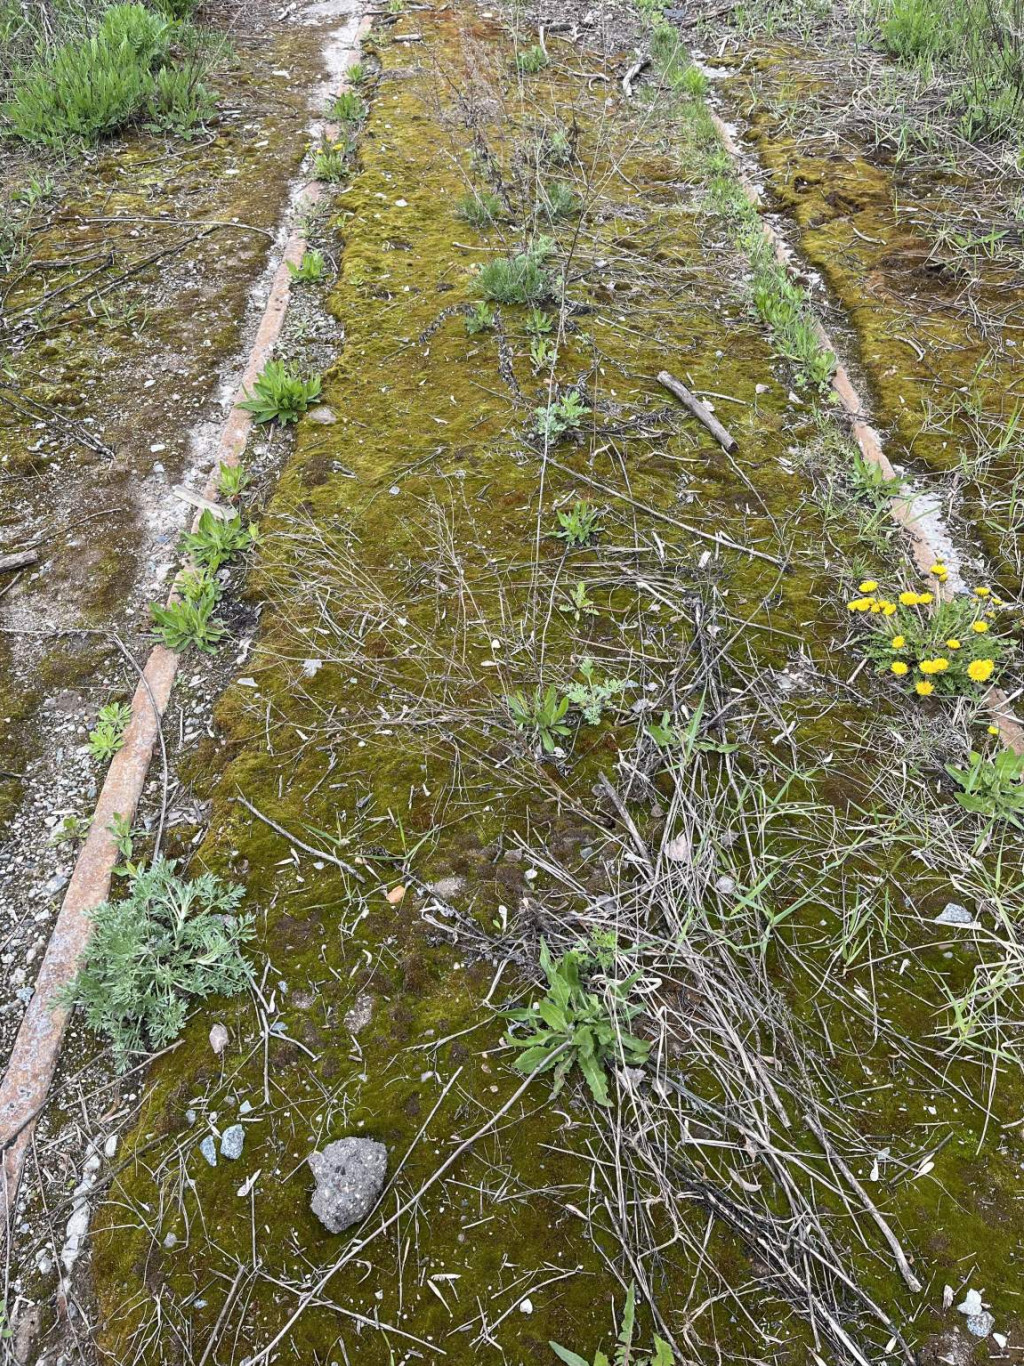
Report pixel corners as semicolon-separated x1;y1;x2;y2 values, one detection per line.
84;7;1024;1365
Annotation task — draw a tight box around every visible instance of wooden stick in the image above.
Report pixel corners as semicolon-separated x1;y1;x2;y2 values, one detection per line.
804;1112;923;1294
0;550;39;573
622;54;650;98
658;369;738;453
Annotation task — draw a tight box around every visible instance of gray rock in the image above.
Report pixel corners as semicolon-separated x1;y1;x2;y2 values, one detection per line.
308;1138;387;1234
936;902;974;925
220;1124;245;1160
307;405;337;425
199;1136;218;1167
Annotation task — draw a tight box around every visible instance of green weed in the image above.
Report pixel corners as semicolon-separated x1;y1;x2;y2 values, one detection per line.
239;359;321;424
331;90;366;122
534;391;589;440
477;248;552;304
554;499;601;546
457;191;502;227
516;43;548;73
178;508;257;572
465;300;495;334
504;940;649;1107
150;569;227;654
217;461;250;501
550;1285;673;1366
87;701;132;763
287;249;326;283
560;581;599;623
565;658;632;725
537;180;581;221
947;749;1024;826
506;685;572;754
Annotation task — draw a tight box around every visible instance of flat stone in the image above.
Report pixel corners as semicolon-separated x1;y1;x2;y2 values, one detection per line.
936;902;974;925
307;405;337;424
308;1138;387;1234
966;1312;995;1339
199;1136;218;1167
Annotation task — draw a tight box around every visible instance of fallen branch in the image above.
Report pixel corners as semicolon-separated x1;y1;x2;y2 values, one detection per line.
0;550;38;573
622;54;650;98
234;793;366;883
658;370;738;453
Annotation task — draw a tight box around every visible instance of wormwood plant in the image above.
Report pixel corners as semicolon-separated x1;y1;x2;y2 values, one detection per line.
550;1285;673;1366
530;336;556;371
847;573;1009;697
554;499;601;546
477;241;554;305
457;191;502;228
535;391;589;440
287;249;326;283
537;180;581;221
150;569;227;653
504;940;649;1107
506;685;571;754
565;658;632;724
239;360;321;424
87;702;132;762
59;858;253;1071
946;749;1024;826
179;508;257;572
465;300;495;334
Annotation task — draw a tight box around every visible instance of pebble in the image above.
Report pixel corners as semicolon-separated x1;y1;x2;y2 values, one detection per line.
936;902;974;925
220;1125;245;1160
199;1136;218;1167
966;1312;995;1339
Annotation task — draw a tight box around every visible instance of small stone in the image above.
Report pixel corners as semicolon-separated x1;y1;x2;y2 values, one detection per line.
307;406;337;425
199;1136;218;1167
428;875;464;900
958;1289;984;1317
220;1125;245;1161
163;1232;178;1248
664;834;690;863
209;1022;229;1055
386;885;405;905
519;1298;533;1315
239;1099;254;1115
936;902;974;925
966;1312;994;1339
308;1138;387;1233
715;874;736;895
344;992;374;1033
185;1108;197;1127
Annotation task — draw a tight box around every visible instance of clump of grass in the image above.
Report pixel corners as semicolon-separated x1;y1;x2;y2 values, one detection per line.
747;239;835;388
550;1285;674;1366
846;572;1010;697
313;138;350;181
457;190;502;228
58;858;253;1071
239;359;321;424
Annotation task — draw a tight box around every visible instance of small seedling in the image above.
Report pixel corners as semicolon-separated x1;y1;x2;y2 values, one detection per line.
239;360;322;424
946;749;1024;826
150;569;227;654
458;191;502;228
561;582;598;623
347;62;365;86
504;940;649;1106
179;508;257;573
108;812;144;880
506;685;571;754
49;813;92;846
851;449;901;506
535;391;588;440
565;658;631;725
530;336;556;371
550;1284;673;1366
331;90;366;122
525;308;553;336
554;499;601;546
287;249;326;283
516;43;548;73
217;461;250;501
87;701;132;763
465;300;495;334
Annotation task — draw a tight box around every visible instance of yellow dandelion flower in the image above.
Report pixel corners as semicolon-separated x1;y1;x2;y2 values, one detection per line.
890;661;909;676
968;658;995;683
975;587;991;597
898;591;919;606
891;636;906;649
881;602;898;616
919;658;948;675
988;725;1000;736
932;563;947;573
915;680;934;697
946;639;961;650
918;592;934;604
859;580;878;593
847;598;873;612
972;620;989;633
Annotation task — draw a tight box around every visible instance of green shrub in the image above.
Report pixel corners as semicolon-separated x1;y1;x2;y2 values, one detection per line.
148;64;215;135
59;858;253;1071
516;43;548;73
537;180;581;221
882;0;952;60
458;191;502;227
98;2;170;58
477;249;551;305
